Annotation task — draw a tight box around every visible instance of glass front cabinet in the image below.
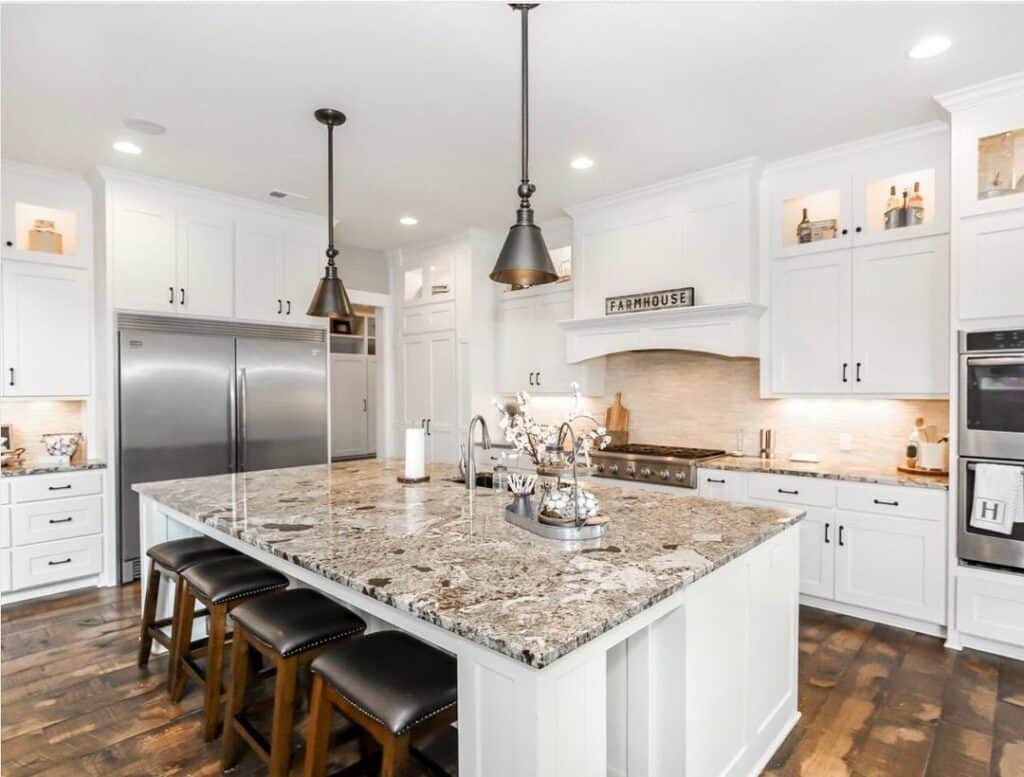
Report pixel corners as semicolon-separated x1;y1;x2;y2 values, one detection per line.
770;125;949;259
954;90;1024;218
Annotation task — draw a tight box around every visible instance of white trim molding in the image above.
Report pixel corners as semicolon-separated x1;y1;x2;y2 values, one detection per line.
559;302;766;363
935;71;1024;112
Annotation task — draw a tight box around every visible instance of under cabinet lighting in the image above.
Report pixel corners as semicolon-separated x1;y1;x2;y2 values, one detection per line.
113;140;142;155
908;36;951;59
570;156;594;170
400;216;419;226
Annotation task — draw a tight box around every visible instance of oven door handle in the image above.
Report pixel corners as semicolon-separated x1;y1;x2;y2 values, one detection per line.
966;355;1024;368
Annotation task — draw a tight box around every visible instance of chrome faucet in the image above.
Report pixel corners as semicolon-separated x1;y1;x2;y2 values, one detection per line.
466;415;492;490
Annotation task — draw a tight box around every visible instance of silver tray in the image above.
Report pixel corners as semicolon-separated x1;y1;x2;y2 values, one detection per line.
504;504;607;541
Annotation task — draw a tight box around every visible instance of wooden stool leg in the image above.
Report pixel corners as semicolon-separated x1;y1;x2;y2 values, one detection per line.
268;655;299;777
165;576;186;692
170;586;196;701
380;733;411;777
137;562;161;667
202;603;228;741
220;624;251;771
302;675;333;777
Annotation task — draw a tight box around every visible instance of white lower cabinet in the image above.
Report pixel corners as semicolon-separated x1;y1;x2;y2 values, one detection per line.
833;510;946;624
5;471;105;599
697;467;947;629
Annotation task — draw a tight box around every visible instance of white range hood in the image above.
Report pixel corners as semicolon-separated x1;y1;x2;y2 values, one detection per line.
558;302;765;363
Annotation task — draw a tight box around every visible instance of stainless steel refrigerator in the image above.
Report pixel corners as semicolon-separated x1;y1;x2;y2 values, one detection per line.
117;315;327;582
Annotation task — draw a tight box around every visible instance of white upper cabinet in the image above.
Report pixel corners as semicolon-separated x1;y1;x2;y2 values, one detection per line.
851;237;949;394
771;251;851;394
175;199;234;318
959;208;1024;321
2;260;90;397
401;243;456;307
103;173;327;326
768;123;949;260
497;285;605;396
112;183;178;312
765;124;951;397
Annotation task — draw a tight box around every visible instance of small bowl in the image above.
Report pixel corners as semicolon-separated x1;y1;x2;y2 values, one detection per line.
41;432;81;459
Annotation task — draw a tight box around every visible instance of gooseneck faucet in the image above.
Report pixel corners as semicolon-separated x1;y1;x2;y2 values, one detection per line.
466;415;492;490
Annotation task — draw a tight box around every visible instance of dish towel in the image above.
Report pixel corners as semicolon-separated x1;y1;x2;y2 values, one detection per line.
970;463;1024;535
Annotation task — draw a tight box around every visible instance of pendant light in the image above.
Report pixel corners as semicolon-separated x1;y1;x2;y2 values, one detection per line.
489;3;558;288
307;108;354;319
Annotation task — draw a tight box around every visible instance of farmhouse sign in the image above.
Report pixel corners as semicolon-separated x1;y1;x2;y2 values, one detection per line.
605;287;694;316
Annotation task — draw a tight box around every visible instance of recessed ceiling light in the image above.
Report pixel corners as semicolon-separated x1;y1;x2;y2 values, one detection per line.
399;216;418;226
122;117;166;136
570;156;594;170
908;36;951;60
113;140;142;155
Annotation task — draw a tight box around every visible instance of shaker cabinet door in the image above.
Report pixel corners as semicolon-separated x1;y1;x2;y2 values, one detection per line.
112;186;177;312
770;250;852;394
2;260;90;397
851;236;948;395
330;354;369;458
235;221;284;323
176;200;235;319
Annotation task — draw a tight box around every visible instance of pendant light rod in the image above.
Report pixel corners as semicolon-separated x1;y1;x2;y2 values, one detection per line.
514;3;538;211
326;115;337;262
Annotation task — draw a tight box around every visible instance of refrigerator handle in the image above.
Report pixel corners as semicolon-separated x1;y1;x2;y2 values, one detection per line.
239;367;248;472
229;369;238;472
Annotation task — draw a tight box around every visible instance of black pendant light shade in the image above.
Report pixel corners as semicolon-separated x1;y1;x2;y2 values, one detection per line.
307;108;354;319
490;3;558;287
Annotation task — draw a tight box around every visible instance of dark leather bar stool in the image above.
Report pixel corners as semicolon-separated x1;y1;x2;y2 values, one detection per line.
221;588;367;777
304;631;458;777
137;536;240;688
172;555;289;741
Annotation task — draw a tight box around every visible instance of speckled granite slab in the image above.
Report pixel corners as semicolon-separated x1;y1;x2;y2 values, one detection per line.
704;456;948;490
134;459;802;668
1;460;106;478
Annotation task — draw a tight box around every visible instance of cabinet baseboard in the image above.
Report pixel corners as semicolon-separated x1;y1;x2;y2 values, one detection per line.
800;595;946;638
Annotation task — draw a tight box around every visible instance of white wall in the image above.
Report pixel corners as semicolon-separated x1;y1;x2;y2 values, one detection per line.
337;243;389;294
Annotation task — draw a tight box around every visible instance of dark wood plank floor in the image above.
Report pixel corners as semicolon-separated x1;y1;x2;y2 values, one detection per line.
2;586;1023;776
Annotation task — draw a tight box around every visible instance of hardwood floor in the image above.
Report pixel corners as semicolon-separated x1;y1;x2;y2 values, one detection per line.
2;585;1023;776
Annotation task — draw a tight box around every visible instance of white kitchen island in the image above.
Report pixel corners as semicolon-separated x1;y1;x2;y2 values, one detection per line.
135;459;802;777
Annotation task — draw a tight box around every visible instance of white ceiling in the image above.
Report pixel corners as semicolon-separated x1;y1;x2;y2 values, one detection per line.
3;2;1024;250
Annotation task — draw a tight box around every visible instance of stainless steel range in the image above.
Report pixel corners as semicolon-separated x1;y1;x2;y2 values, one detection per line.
590;444;725;489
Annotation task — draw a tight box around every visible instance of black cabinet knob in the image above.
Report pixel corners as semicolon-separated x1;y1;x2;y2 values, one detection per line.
5;240;12;247
855;226;862;233
841;228;848;236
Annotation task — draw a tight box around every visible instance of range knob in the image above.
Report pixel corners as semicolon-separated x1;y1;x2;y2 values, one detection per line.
625;465;637;478
596;463;605;473
674;471;686;482
659;469;670;481
639;467;653;479
608;464;619;475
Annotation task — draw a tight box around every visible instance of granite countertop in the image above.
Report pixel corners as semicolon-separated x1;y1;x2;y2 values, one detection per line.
703;456;948;490
1;460;107;478
134;458;802;668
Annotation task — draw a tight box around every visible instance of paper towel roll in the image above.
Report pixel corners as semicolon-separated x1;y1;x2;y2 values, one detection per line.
405;428;426;479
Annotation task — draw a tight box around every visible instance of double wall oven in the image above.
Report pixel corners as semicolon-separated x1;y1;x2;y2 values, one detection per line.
958;329;1024;572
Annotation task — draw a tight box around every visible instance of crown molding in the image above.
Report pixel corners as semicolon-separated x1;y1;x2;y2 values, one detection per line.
566;157;760;218
935;71;1024;112
1;158;92;189
93;165;325;225
762;120;949;176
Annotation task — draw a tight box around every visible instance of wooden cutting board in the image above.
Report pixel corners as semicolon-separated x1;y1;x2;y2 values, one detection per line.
606;392;629;433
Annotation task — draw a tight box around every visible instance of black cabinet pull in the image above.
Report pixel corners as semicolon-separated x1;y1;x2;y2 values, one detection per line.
873;498;899;507
855;362;862;383
169;286;174;304
824;523;831;544
778;488;799;495
528;372;535;386
48;558;72;566
8;367;13;386
707;477;726;484
277;299;283;314
838;526;845;546
48;484;72;491
49;517;74;524
286;300;291;315
179;287;186;305
842;363;848;383
425;418;431;436
536;371;541;387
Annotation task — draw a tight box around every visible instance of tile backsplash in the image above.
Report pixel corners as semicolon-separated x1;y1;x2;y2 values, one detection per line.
0;400;87;464
526;350;948;470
